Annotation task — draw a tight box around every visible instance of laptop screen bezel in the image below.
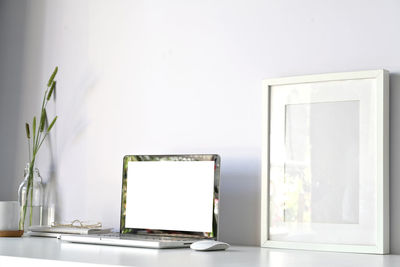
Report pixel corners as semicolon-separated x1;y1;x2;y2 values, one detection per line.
120;154;220;239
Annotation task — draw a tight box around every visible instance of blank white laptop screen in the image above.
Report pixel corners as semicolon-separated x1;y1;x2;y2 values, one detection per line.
124;161;215;233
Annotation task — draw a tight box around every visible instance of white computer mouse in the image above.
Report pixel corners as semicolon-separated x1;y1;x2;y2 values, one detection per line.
190;240;230;251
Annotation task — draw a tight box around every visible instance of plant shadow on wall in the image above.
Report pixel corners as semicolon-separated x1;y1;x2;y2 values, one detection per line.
54;70;98;222
57;71;95;154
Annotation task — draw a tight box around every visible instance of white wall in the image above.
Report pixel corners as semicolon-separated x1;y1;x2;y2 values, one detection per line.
1;0;400;251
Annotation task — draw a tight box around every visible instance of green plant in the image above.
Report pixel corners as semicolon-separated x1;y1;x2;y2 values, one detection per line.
19;66;59;230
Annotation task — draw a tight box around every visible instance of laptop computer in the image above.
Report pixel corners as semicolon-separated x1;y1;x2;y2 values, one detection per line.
61;154;221;248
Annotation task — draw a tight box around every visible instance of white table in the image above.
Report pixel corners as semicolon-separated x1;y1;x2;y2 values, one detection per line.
0;237;400;266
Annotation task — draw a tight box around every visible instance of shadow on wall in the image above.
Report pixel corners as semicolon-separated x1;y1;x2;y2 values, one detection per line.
389;73;400;253
219;155;261;246
0;0;55;214
0;0;28;200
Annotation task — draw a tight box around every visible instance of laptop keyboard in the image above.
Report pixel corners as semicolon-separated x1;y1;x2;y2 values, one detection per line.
100;233;197;242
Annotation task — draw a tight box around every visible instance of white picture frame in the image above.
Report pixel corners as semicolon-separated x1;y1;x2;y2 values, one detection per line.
261;70;389;254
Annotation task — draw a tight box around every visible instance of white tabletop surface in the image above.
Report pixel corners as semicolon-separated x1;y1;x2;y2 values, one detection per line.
0;237;400;267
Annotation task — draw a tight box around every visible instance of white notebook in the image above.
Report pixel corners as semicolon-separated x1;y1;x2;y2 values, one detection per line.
28;226;112;235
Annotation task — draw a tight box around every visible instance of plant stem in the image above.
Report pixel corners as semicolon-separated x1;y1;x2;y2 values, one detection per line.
28;139;31;162
28;156;35;227
30;172;33;226
37;132;50;152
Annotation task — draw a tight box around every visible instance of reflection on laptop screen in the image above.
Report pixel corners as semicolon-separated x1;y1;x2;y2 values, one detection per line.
124;160;215;233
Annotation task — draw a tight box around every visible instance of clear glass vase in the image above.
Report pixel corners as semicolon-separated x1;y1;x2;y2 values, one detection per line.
18;163;44;230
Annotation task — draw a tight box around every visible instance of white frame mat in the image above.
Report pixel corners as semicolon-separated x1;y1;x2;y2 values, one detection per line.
261;70;389;254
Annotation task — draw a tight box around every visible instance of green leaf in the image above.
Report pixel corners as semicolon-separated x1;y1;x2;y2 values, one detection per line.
45;111;49;128
47;116;58;133
25;123;30;139
47;81;56;101
39;109;47;132
47;66;58;87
